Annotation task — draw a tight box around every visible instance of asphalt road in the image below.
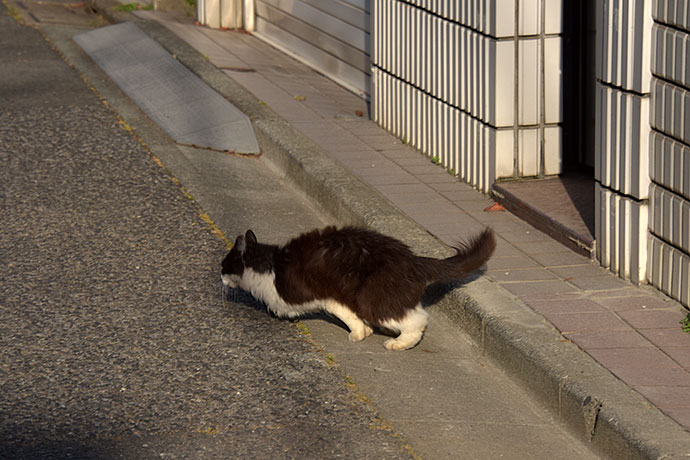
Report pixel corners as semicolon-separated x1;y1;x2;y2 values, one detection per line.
0;7;412;459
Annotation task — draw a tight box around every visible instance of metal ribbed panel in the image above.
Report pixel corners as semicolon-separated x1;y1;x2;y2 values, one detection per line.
595;182;649;284
253;0;369;97
648;234;690;306
594;83;651;199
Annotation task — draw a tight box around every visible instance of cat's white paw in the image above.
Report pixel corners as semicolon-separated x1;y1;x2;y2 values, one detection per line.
348;325;373;342
383;335;421;351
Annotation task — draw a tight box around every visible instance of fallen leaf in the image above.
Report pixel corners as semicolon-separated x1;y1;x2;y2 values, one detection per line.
355;110;364;117
294;95;306;101
484;202;506;212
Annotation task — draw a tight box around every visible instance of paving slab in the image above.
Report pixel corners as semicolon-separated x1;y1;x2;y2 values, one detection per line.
74;21;259;154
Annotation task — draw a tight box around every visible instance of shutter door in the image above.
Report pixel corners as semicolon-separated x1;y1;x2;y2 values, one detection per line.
253;0;369;97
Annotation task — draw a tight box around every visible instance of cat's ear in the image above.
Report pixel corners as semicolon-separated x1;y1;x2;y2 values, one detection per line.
234;235;246;254
245;230;257;245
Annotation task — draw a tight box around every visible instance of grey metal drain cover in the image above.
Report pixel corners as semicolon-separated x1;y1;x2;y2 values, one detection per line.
74;22;260;154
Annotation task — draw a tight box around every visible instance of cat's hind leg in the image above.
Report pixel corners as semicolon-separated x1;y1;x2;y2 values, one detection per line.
381;305;428;351
323;300;373;342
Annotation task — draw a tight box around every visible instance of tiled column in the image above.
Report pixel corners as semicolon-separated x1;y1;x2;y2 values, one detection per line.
594;0;652;284
371;0;563;193
648;0;690;308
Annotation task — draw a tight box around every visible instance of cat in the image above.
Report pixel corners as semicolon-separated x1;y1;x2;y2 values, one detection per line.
221;226;495;350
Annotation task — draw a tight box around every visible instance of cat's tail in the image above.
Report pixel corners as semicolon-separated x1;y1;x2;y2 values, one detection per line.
420;227;496;283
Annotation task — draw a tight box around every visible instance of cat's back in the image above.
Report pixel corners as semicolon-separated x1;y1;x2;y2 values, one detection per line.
280;226;414;271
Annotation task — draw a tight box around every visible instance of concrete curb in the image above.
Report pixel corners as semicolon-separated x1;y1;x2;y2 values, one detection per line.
87;10;690;460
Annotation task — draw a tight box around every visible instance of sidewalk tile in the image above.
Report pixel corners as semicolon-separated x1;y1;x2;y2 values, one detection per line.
529;251;591;267
564;330;654;349
362;172;420;186
414;173;460;184
567;276;630;291
486;269;559;282
619;309;688;329
596;295;678;312
634;385;690;408
522;298;607;314
638;327;690;348
500;280;579;296
665;348;690;367
610;365;690;386
587;348;679;369
485;256;540;270
665;408;690;428
546;311;631;333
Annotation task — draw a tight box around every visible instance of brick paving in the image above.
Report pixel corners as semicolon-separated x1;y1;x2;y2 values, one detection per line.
137;11;690;433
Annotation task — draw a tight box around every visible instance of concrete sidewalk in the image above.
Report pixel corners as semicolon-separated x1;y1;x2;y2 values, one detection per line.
87;7;690;459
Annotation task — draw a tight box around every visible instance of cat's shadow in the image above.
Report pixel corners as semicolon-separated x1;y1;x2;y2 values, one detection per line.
222;271;482;336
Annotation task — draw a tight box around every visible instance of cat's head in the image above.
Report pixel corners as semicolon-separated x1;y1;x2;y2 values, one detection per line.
221;230;257;288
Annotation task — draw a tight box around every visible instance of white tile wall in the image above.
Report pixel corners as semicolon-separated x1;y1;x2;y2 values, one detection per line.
648;234;690;306
518;128;539;176
595;182;649;284
372;0;564;190
653;0;690;33
595;83;651;199
598;0;652;93
544;36;563;124
372;67;496;192
650;131;690;201
651;78;690;146
652;24;690;91
650;183;690;254
519;39;539;125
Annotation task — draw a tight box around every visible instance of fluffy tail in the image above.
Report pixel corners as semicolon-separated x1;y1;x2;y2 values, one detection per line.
420;228;496;283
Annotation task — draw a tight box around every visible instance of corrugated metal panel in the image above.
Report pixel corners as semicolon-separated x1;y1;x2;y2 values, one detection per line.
254;0;369;97
595;182;649;284
594;83;650;199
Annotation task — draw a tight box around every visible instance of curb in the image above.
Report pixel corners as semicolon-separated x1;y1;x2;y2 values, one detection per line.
85;10;690;459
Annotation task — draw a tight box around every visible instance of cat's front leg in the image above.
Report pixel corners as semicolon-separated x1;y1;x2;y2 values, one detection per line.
322;300;373;342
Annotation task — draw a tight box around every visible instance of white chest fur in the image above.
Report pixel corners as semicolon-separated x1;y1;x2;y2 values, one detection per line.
239;268;321;318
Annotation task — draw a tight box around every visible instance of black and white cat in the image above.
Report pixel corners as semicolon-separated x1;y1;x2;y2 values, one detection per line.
221;226;495;350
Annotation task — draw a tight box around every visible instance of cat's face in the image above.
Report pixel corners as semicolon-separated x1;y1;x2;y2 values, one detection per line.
221;234;247;288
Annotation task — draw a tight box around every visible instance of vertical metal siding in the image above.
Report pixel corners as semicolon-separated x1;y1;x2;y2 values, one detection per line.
253;0;370;97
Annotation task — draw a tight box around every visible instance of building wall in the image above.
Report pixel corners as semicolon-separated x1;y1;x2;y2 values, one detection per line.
648;0;690;307
594;0;652;284
370;0;563;193
252;0;370;97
